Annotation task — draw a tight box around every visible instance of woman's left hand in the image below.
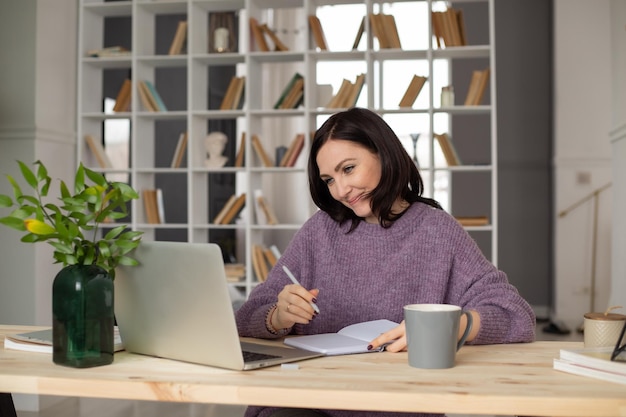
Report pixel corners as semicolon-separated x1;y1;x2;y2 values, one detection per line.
368;321;407;352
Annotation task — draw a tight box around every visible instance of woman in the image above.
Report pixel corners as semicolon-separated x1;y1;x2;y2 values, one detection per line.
235;107;535;417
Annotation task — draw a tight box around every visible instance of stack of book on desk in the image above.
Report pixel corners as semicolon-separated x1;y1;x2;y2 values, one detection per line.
553;346;626;385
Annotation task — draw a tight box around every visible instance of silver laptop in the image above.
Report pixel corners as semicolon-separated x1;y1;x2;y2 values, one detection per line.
114;240;322;370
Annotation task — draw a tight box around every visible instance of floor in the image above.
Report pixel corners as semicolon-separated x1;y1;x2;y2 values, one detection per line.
14;322;583;417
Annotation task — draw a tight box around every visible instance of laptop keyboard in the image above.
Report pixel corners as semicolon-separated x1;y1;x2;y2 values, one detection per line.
242;350;282;362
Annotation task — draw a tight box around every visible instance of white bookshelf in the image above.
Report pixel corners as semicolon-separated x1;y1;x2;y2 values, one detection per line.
77;0;496;297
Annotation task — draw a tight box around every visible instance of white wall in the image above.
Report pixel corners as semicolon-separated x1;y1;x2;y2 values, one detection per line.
553;0;614;327
0;0;77;326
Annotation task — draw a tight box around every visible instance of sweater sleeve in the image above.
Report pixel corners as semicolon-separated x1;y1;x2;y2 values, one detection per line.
440;215;536;345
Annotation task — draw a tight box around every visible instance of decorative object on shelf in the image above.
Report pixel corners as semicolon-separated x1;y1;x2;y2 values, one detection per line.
204;131;229;168
440;85;454;107
214;27;230;52
0;161;143;368
409;133;420;166
209;11;238;54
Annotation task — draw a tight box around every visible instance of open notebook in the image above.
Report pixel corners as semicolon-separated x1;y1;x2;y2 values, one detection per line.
115;241;322;370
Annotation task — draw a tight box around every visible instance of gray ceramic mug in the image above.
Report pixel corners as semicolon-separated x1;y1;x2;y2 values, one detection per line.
404;304;473;369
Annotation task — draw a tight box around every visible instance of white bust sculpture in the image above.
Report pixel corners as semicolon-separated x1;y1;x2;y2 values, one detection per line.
204;132;228;168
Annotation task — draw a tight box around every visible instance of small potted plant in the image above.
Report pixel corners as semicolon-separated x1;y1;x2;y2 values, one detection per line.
0;160;143;368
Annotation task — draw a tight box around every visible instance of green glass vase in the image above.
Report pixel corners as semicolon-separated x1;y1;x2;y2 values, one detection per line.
52;264;115;368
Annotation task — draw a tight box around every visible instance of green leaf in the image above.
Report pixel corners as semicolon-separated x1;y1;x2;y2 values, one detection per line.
0;194;13;207
84;166;107;187
21;233;41;243
10;207;33;219
0;216;27;231
48;241;75;254
40;176;51;197
104;225;126;240
97;241;111;259
60;180;70;200
17;195;39;206
35;160;48;181
117;256;140;266
74;164;85;194
17;161;38;189
6;174;23;200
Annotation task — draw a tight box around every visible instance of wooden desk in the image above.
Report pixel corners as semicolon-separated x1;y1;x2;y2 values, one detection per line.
1;325;625;417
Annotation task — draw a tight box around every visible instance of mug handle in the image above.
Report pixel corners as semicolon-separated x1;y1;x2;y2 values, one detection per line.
456;310;473;351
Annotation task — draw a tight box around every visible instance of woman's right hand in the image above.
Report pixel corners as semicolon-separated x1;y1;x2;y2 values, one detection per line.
271;284;319;330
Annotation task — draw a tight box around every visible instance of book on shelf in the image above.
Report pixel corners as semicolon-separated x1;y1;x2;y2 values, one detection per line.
308;15;328;51
168;20;188;55
553;346;626;385
137;80;166;112
84;134;113;169
251;243;279;282
253;189;279;225
434;133;461;166
214;193;246;225
213;194;237;224
464;68;490;106
170;131;188;168
274;73;304;109
455;216;489;227
345;73;366;108
220;76;245;110
398;75;428;108
86;46;130;58
142;80;167;111
381;14;402;49
4;327;124;354
284;319;398;355
251;134;274;167
142;189;163;224
259;23;289;52
249;17;270;52
432;8;466;48
326;73;365;109
279;77;304;110
112;78;131;112
280;133;306;167
351;16;365;50
225;263;246;283
234;132;246;168
369;13;401;49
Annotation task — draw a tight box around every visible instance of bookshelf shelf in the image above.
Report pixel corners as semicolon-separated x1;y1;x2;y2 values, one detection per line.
77;0;497;297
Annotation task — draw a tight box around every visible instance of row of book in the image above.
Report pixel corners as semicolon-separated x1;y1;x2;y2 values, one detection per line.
251;244;281;282
212;189;281;226
249;17;289;52
112;78;167;113
112;71;485;114
326;74;365;109
88;6;472;61
432;8;467;48
220;76;245;110
84;129;304;171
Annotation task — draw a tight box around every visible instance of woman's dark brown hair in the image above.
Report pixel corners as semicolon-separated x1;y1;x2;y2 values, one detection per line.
308;107;441;232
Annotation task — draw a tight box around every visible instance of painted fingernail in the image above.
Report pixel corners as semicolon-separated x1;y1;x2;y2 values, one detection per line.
367;345;373;351
312;298;318;303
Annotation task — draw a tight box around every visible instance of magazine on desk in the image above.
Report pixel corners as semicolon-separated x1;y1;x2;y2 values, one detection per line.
553;346;626;385
284;319;398;355
4;327;124;354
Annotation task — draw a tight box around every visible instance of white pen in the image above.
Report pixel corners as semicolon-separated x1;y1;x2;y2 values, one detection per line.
282;265;321;314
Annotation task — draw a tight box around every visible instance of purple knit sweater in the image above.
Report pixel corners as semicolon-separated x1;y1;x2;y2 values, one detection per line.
235;202;536;417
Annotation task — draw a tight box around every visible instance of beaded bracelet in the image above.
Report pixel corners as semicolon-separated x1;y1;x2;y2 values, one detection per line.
265;303;290;336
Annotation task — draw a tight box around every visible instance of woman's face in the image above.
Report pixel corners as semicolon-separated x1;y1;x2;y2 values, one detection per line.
316;139;381;223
